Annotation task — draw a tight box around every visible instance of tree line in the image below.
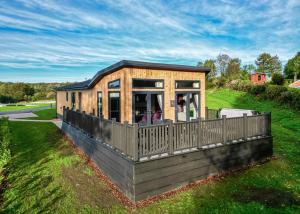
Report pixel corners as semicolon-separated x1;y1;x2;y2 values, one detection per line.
197;52;300;84
0;82;70;103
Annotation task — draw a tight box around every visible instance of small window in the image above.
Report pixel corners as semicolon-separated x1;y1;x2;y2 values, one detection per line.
66;92;68;101
109;92;120;122
71;92;76;110
175;80;200;89
108;79;120;89
258;75;261;81
97;92;103;117
132;79;164;88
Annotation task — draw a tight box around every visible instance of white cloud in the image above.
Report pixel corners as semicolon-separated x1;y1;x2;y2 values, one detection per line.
0;0;299;82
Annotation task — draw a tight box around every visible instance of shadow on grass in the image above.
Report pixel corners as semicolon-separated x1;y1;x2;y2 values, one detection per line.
232;186;300;208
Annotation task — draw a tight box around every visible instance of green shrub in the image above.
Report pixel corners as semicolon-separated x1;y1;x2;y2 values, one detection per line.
215;76;227;88
289;89;300;110
277;91;294;106
0;118;11;170
265;85;288;100
271;73;285;85
249;84;267;95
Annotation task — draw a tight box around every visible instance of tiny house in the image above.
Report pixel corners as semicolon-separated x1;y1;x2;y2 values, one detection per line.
56;60;210;124
250;73;266;84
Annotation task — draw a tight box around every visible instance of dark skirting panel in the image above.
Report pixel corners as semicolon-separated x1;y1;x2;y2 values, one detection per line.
62;122;273;202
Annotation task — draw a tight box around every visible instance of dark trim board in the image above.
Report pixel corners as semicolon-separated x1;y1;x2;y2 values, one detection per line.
61;122;273;202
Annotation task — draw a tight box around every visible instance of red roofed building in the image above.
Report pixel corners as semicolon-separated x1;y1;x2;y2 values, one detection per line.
250;73;266;84
289;80;300;89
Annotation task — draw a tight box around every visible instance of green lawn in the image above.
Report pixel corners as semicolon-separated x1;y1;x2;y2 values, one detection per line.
26;108;57;120
1;89;299;213
1;122;127;213
0;102;53;112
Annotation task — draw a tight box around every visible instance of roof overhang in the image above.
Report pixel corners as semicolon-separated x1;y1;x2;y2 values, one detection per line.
56;60;210;91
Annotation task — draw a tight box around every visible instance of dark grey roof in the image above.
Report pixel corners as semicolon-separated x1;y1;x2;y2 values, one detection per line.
56;60;210;91
56;79;91;91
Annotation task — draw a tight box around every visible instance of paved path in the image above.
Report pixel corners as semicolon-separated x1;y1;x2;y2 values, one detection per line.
0;105;52;115
9;118;63;129
0;112;38;119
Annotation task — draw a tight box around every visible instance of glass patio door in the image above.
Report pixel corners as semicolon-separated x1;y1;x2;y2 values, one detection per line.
133;92;163;125
176;92;200;122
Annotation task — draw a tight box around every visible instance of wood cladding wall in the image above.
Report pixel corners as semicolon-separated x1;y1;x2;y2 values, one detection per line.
56;68;206;123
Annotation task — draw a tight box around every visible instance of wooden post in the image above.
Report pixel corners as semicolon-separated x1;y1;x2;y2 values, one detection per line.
266;112;271;136
205;107;208;120
222;115;227;144
168;120;174;155
99;115;103;139
112;118;116;147
198;118;202;149
124;121;128;155
133;123;139;161
243;113;248;141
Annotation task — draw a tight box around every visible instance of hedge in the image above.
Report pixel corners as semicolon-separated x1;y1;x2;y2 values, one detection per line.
0;117;11;171
227;80;300;111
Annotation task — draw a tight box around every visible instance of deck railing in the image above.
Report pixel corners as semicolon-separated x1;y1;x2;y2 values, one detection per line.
63;107;271;161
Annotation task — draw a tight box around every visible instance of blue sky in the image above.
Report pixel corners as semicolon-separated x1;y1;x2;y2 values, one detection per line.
0;0;299;83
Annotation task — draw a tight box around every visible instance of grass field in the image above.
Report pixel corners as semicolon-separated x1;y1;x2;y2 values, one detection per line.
1;89;299;213
26;108;57;120
0;102;53;112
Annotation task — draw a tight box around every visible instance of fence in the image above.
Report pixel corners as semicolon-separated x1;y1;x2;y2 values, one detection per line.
63;107;271;161
63;107;138;160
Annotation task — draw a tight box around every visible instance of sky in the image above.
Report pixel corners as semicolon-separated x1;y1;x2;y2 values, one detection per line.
0;0;300;83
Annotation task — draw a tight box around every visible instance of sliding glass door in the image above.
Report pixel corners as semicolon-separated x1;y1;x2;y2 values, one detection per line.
109;92;120;122
176;92;200;122
133;92;164;125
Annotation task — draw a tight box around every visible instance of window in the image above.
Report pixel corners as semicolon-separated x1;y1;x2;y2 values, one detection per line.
132;79;164;88
175;80;200;89
66;92;68;101
109;92;120;122
97;92;103;117
71;92;76;110
108;79;120;89
258;75;261;81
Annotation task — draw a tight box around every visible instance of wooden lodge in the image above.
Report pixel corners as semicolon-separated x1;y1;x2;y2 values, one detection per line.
56;60;273;202
56;60;209;124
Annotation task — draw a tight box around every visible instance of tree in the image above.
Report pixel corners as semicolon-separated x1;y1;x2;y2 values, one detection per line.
255;53;282;76
223;58;241;80
216;54;231;76
197;61;204;67
284;52;300;82
23;84;35;101
203;59;217;80
271;73;285;85
242;64;256;74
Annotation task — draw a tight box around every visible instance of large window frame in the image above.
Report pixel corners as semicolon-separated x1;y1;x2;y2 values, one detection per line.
108;91;121;122
175;91;200;122
97;91;103;117
132;78;164;89
132;91;164;125
108;79;120;89
175;80;200;89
